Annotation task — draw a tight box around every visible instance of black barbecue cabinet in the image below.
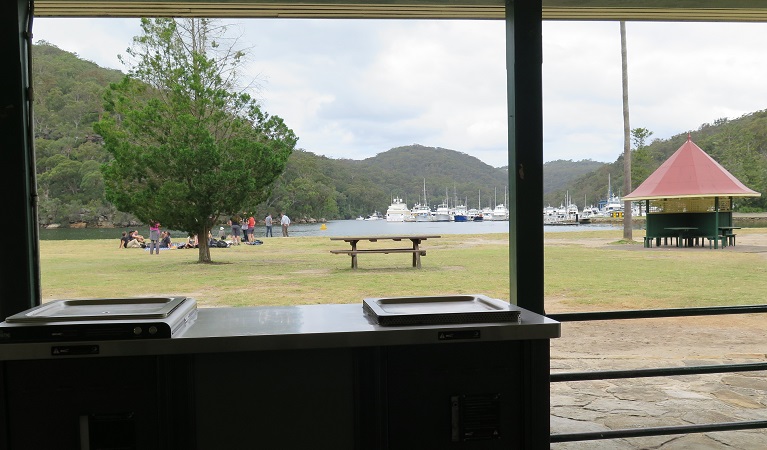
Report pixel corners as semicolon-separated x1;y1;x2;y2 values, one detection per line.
0;295;558;449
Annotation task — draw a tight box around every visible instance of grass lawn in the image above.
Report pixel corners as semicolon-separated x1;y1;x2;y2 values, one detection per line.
39;229;767;311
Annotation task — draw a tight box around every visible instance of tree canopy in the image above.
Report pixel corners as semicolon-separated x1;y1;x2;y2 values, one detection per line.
94;18;296;262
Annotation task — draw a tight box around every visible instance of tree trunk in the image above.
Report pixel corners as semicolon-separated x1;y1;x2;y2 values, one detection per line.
198;225;212;263
620;21;633;241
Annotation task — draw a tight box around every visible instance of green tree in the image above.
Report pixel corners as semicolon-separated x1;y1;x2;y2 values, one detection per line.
631;127;653;150
630;127;655;188
95;18;296;262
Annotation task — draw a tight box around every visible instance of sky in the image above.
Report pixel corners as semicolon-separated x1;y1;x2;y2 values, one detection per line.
32;18;767;167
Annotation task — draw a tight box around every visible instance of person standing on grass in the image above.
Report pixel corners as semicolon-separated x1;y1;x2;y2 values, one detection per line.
280;212;290;237
247;213;256;243
148;220;161;254
265;213;273;237
229;214;242;245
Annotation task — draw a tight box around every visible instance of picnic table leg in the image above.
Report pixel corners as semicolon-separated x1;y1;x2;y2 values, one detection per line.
412;239;421;268
351;241;358;269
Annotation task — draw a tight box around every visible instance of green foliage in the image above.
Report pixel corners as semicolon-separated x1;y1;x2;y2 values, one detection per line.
543;159;606;201
95;18;296;262
32;42;124;225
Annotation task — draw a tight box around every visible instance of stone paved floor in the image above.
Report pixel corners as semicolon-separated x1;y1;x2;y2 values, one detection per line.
550;320;767;449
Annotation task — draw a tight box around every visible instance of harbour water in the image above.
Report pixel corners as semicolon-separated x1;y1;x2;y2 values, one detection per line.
39;220;626;240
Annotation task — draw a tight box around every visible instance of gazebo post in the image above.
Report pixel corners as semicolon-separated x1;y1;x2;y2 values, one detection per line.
714;197;720;249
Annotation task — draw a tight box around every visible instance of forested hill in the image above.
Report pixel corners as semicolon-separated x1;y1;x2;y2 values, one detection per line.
32;42;766;226
545;114;767;211
543;159;606;195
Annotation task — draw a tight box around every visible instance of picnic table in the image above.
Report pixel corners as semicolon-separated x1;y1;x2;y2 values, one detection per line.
718;226;741;247
664;227;699;247
329;235;440;269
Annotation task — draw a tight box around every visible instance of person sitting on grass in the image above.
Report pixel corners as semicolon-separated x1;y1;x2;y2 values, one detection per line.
179;234;198;249
119;231;131;249
159;231;172;249
120;231;142;248
130;230;145;243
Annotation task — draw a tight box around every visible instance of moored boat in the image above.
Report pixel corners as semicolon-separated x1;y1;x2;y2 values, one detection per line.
364;211;383;221
433;202;451;222
452;204;469;222
467;208;483;221
385;197;410;222
490;204;509;221
412;204;433;222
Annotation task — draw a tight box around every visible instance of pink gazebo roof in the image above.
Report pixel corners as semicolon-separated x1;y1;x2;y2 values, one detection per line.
624;135;761;200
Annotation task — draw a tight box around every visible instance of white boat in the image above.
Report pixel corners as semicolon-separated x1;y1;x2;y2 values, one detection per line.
489;187;509;221
467;208;483;221
355;216;365;221
580;205;600;222
412;204;433;222
490;204;509;221
601;195;623;216
385;197;410;222
600;175;623;217
364;211;383;221
481;206;494;221
433;202;451;222
543;205;557;222
413;179;434;222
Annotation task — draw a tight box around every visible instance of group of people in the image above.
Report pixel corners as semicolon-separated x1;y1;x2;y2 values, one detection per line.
119;211;293;252
118;221;168;254
119;229;146;249
231;212;291;241
227;214;255;245
263;212;291;237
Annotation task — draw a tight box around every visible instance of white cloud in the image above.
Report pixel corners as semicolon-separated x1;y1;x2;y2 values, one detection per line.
32;18;767;167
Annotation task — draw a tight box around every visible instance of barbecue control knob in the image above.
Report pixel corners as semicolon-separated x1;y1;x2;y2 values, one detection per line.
133;326;142;335
149;326;158;335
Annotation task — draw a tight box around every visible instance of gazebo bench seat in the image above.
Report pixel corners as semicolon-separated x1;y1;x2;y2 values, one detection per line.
707;235;728;249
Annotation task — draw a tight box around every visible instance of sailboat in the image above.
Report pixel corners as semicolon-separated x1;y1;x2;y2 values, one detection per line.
413;179;434;222
490;186;509;221
468;189;483;221
433;188;451;222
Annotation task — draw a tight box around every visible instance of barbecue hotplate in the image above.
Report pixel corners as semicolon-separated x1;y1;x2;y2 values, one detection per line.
363;294;521;326
0;296;197;343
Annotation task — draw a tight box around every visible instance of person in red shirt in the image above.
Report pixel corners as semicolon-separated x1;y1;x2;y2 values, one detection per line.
247;214;256;243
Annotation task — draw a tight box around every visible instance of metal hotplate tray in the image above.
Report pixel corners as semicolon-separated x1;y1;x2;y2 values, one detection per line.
363;294;521;326
0;297;196;342
5;296;188;323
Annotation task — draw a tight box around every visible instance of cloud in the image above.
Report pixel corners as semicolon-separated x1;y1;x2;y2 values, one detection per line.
31;18;767;167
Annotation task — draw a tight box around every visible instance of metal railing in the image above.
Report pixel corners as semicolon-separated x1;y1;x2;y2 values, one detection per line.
547;305;767;444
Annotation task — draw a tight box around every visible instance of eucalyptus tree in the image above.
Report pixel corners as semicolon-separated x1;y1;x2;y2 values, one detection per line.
95;18;296;262
620;21;633;240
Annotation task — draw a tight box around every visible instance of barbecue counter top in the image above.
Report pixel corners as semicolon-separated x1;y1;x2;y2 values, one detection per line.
0;302;559;361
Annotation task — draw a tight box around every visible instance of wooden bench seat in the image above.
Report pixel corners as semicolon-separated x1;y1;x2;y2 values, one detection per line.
330;248;427;268
330;248;426;255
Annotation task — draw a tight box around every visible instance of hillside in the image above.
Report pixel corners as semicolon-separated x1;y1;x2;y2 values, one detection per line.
545;114;767;211
543;159;606;196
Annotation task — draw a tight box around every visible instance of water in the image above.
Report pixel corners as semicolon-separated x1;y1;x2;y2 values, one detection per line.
39;220;625;240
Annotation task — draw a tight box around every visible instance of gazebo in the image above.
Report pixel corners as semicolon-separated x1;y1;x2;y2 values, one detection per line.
624;135;761;248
